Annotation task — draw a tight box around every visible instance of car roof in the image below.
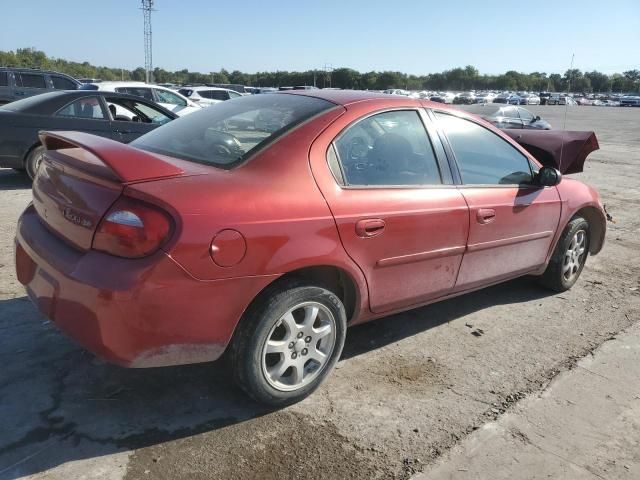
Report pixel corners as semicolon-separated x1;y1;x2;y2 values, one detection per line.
0;90;178;117
281;89;409;106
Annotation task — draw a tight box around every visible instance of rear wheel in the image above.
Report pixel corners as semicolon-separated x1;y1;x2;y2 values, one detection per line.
229;280;347;406
25;145;45;180
540;217;590;292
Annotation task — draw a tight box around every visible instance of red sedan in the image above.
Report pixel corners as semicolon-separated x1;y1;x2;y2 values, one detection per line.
15;91;606;405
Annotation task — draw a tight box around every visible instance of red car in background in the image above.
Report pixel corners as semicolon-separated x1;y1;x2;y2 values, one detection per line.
15;91;606;405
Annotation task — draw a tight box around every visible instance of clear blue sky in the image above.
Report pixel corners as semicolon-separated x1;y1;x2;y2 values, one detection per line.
2;0;638;75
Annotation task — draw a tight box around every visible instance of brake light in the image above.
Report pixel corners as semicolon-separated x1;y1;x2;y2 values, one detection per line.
92;197;172;258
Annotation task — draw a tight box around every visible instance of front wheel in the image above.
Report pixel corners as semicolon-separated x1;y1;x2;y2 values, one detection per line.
229;281;347;406
539;217;590;292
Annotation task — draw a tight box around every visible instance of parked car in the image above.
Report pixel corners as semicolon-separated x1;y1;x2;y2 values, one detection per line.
430;92;455;104
0;67;80;105
507;94;527;105
80;82;201;116
539;92;551;105
177;86;243;106
620;93;640;106
475;93;496;103
493;92;512;104
383;89;410;96
519;93;541;105
547;93;575;106
15;91;605;406
0;90;177;178
462;104;552;130
453;92;476;104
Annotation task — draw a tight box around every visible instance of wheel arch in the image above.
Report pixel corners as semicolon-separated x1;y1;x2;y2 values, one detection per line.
572;206;606;255
264;265;361;323
22;141;43;167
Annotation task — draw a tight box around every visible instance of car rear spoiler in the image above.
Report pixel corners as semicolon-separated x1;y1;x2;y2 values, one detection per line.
503;129;599;174
39;131;184;183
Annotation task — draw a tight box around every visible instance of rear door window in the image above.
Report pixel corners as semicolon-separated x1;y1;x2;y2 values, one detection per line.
51;76;77;90
0;72;8;87
334;110;442;186
57;96;106;119
16;73;46;89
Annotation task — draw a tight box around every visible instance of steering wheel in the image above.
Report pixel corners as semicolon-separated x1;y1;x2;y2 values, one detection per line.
347;137;368;161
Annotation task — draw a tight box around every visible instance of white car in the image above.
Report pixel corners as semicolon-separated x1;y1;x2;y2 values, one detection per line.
177;86;243;107
475;92;496;103
79;82;201;116
383;89;411;96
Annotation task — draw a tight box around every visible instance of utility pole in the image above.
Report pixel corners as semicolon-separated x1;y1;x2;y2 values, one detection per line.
141;0;155;84
324;63;333;88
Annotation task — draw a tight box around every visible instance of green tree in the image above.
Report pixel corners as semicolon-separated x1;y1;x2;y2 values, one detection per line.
585;71;610;92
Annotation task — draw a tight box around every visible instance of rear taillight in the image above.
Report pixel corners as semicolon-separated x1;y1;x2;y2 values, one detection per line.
92;197;172;258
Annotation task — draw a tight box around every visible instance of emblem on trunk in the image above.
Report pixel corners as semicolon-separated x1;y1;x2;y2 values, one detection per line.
63;207;93;229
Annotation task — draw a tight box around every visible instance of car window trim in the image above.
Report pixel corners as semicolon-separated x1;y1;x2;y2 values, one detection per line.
418;108;454;184
55;94;109;121
424;108;463;185
429;108;538;188
329;107;449;190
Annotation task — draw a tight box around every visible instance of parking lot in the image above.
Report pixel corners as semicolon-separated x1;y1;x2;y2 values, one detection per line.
0;105;639;479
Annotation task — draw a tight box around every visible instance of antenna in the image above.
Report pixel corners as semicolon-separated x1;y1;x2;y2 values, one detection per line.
559;53;575;172
141;0;155;84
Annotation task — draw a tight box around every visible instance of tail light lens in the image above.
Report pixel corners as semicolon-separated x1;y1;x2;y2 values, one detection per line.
92;197;172;258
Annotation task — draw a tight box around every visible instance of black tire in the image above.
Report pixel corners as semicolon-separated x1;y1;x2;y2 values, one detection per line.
229;280;347;406
539;217;590;292
25;145;45;180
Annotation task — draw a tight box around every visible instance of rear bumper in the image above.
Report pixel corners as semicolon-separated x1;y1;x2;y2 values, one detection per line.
15;204;277;367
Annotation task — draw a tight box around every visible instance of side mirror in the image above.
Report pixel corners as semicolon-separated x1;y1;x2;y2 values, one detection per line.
536;166;562;187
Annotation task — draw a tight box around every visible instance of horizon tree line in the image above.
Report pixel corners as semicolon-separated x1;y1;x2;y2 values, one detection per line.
2;48;639;93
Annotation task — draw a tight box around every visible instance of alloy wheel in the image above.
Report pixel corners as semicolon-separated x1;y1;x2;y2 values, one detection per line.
562;229;587;282
261;301;337;392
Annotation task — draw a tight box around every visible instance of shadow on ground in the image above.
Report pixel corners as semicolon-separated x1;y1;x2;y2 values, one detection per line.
0;277;551;479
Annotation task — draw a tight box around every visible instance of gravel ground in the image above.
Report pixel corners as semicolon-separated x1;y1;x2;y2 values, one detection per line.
0;105;638;479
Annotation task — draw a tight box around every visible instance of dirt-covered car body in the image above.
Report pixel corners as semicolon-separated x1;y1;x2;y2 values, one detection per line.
15;91;606;369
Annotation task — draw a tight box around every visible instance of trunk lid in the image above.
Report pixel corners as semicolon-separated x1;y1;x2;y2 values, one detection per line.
32;131;203;251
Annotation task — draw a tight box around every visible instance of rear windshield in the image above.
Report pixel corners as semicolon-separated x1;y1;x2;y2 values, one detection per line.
131;93;335;169
0;91;62;112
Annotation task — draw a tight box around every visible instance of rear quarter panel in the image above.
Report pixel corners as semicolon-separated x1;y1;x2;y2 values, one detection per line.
129;107;370;316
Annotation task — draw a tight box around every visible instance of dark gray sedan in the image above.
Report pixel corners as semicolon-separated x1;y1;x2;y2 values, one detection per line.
0;90;177;178
459;104;552;131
